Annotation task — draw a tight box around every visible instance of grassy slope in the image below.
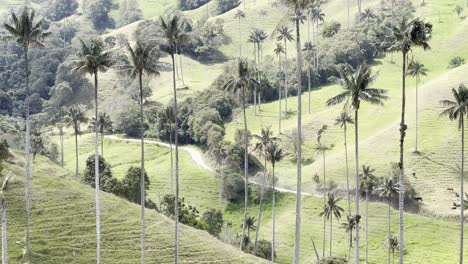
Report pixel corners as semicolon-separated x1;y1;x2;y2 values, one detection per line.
224;0;468;215
2;152;266;263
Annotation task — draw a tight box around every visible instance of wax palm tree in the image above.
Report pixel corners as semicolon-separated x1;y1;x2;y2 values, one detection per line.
388;235;399;264
159;105;176;194
386;19;432;261
320;193;344;256
265;141;285;263
360;165;376;263
252;127;277;255
407;60;427;153
377;177;400;264
440;83;468;264
225;59;259;250
274;43;285;133
160;14;190;262
234;10;246;57
326;64;388;263
73;38;113;263
340;215;356;262
243;215;256;249
3;7;49;256
1;173;12;264
276;26;293;111
255;29;268;111
311;6;325;70
248;30;259;115
360;8;376;26
280;1;313;261
335;112;354;215
90;112;113;157
303;41;315;114
122;41;160;264
66;105;88;179
314;124;334;257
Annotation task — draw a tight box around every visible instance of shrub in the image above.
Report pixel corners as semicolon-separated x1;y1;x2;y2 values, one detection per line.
256;239;275;260
449;56;465;68
322;21;341;38
317;257;348;264
83;155;124;195
201;208;224;236
161;194;205;229
121;167;150;204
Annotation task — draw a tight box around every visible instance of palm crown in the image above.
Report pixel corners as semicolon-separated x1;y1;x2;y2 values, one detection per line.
320;193;345;220
73;39;113;75
440;84;468;129
125;41;160;79
387;18;432;55
4;7;49;48
335;111;354;128
224;59;259;96
90;112;113;134
326;64;388;111
276;26;294;43
160;14;190;55
407;60;428;81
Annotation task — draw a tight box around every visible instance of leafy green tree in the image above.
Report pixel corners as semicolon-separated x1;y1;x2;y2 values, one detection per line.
377;176;400;264
90;112;113;157
121;167;150;204
201;208;224;237
84;0;116;30
386;19;432;261
407;60;427;153
225;59;259;250
160;14;190;262
73;38;113;263
45;0;79;21
276;26;293;112
31;132;45;162
3;8;49;256
83;155;124;196
440;84;468;264
118;0;143;27
327;64;387;263
319;193;344;256
66;105;87;178
335;112;354;215
252;127;277;255
124;41;160;264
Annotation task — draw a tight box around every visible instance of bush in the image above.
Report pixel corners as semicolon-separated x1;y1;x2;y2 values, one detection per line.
84;0;116;30
216;0;240;14
201;208;224;237
256;239;275;260
161;194;205;229
115;106;147;137
317;257;348;264
449;56;465;68
322;21;341;38
121;167;150;204
45;0;79;21
83;155;124;196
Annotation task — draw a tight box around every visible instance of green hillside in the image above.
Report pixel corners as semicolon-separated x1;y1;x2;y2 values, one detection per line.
2;151;266;263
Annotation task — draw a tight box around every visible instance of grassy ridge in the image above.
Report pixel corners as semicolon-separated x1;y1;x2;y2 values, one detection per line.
2;152;266;263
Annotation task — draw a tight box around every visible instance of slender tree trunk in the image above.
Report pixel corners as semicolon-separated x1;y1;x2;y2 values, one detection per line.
388;200;391;264
170;131;174;194
322;151;326;258
240;85;249;251
253;158;266;255
365;190;369;263
271;164;276;263
460;119;464;264
398;52;407;264
284;40;288;112
344;124;351;215
94;71;101;264
238;18;242;57
316;22;319;73
330;216;332;256
415;79;419;153
24;46;32;258
139;72;146;264
253;43;257;115
307;17;311;114
347;0;350;29
293;16;303;264
101;132;104;158
179;53;185;86
75;129;79;179
355;109;360;264
60;127;64;168
358;0;362;15
171;53;180;264
278;55;282;134
2;198;7;264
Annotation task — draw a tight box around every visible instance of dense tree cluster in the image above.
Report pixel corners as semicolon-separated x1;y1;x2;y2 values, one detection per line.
178;0;210;11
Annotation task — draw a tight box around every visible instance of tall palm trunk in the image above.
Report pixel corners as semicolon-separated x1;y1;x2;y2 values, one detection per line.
170;131;174;194
347;0;350;29
179;53;185;86
398;52;407;264
253;43;257;116
307;17;311;114
2;198;7;264
24;46;32;257
354;109;360;264
271;164;276;263
344;123;351;214
171;53;180;264
139;72;146;264
238;18;242;57
365;189;369;263
60;125;64;168
284;39;289;112
322;151;326;258
330;216;333;256
388;200;391;264
240;85;249;250
278;55;283;134
415;78;419;152
460;118;464;264
94;71;101;264
253;158;267;255
101;132;104;158
75;128;79;178
293;16;303;264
